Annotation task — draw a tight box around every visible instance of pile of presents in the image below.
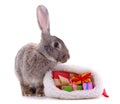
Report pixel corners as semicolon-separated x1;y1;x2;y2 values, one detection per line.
52;71;94;92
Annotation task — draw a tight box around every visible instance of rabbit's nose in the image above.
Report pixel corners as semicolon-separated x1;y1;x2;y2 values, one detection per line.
60;54;70;63
62;54;70;60
67;54;70;59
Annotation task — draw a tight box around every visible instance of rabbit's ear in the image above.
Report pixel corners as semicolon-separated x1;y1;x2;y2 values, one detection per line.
37;5;50;35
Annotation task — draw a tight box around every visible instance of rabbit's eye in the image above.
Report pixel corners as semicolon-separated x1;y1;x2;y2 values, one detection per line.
54;42;59;48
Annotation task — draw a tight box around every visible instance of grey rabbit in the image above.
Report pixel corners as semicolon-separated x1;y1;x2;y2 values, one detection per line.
15;5;70;96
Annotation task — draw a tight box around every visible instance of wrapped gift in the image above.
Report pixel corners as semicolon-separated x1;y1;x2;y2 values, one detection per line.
62;85;83;92
71;74;82;84
77;85;83;90
59;75;70;86
62;86;73;92
72;72;92;84
81;72;92;83
82;82;93;90
53;71;70;88
53;79;61;88
53;71;70;79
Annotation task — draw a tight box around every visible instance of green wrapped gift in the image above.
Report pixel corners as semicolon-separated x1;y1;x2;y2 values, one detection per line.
77;85;83;90
62;85;83;92
62;86;73;92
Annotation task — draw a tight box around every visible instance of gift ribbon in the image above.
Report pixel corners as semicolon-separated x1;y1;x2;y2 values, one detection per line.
86;83;88;90
72;72;91;83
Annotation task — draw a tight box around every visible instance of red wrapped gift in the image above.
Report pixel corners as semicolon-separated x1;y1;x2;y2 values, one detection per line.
53;71;70;88
53;71;70;79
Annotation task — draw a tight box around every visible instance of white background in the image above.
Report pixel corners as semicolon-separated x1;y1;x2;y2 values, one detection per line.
0;0;120;104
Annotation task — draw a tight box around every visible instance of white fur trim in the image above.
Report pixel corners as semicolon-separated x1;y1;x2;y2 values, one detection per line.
43;64;103;99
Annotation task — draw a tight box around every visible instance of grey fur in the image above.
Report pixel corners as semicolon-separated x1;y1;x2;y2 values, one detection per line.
15;5;70;96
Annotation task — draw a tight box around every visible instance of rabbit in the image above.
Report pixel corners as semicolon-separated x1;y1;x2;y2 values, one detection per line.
15;5;70;97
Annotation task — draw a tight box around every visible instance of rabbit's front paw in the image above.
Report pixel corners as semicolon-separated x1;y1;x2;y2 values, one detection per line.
21;84;33;96
36;86;44;96
22;90;33;96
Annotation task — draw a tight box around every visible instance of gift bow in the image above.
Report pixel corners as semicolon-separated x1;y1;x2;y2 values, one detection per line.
72;72;91;84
